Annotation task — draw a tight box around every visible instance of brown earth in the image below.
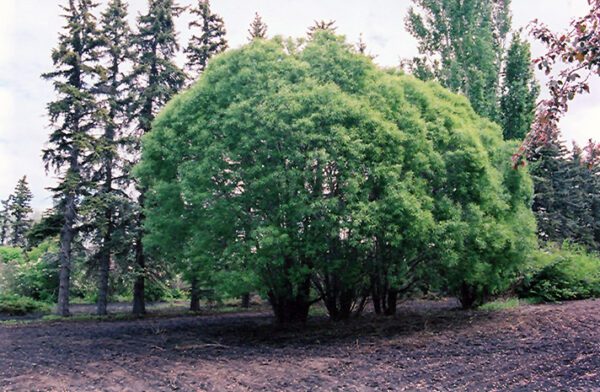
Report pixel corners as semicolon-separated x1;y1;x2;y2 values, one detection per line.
0;298;599;391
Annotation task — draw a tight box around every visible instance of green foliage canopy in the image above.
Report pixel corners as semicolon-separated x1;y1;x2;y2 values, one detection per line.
137;33;536;321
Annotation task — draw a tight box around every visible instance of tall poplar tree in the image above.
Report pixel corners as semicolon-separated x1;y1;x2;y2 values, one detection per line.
185;0;228;76
130;0;186;314
248;12;267;41
7;176;33;248
405;0;511;120
500;33;539;140
88;0;136;316
43;0;102;316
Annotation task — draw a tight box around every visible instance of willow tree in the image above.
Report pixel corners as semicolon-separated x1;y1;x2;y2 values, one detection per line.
138;33;536;323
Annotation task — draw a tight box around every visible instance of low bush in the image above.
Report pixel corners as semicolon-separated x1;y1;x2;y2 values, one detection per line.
518;243;600;302
0;294;49;315
0;241;59;302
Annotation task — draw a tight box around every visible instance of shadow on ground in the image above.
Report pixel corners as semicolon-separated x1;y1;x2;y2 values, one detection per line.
1;298;598;391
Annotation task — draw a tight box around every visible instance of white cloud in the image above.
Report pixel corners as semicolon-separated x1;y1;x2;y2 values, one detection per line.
0;0;15;62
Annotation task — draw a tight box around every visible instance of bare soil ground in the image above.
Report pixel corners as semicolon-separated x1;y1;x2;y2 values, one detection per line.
0;298;599;391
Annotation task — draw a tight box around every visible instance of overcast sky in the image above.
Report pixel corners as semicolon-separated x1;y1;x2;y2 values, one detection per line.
0;0;598;209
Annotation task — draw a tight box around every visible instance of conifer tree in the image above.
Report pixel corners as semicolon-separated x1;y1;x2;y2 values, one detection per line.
307;20;337;38
564;145;597;247
7;176;33;248
42;0;102;316
583;140;600;249
0;199;10;246
405;0;511;120
500;33;539;140
356;33;367;54
248;12;267;41
529;133;569;243
185;0;228;76
130;0;186;314
87;0;136;316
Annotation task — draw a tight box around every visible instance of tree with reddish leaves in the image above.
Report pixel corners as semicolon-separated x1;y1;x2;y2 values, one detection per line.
515;0;600;165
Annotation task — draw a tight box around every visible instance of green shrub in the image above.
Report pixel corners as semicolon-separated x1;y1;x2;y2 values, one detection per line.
0;294;49;316
518;243;600;302
3;241;60;301
0;247;25;264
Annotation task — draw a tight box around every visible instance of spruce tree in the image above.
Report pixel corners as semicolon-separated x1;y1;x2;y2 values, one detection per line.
405;0;511;120
500;33;539;140
130;0;186;314
248;12;267;41
42;0;102;316
583;140;600;249
529;133;569;243
87;0;136;316
307;20;337;38
185;0;228;76
564;145;597;248
356;33;367;54
0;199;10;246
7;176;33;248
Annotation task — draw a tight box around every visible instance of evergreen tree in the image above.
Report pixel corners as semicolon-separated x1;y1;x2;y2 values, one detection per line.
0;199;10;245
42;0;102;316
185;0;227;76
529;133;570;244
405;0;511;120
583;140;600;249
130;0;186;314
307;20;337;38
27;208;64;249
87;0;136;316
564;145;597;248
530;134;600;250
7;176;33;247
248;12;267;41
500;33;539;140
356;33;367;54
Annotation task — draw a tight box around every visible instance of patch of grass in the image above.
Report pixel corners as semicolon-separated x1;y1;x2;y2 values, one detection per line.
41;313;138;323
308;305;328;317
478;298;530;311
0;294;50;316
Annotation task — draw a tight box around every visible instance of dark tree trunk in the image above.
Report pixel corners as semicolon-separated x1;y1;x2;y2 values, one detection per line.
57;185;76;317
97;57;119;317
459;282;479;309
384;289;398;316
96;139;114;317
241;292;250;308
372;291;382;315
269;293;311;324
56;139;80;317
132;235;146;314
97;249;110;316
132;191;146;315
268;272;312;324
190;277;200;311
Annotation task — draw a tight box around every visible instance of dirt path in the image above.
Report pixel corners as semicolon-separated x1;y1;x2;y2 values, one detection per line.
1;299;598;391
